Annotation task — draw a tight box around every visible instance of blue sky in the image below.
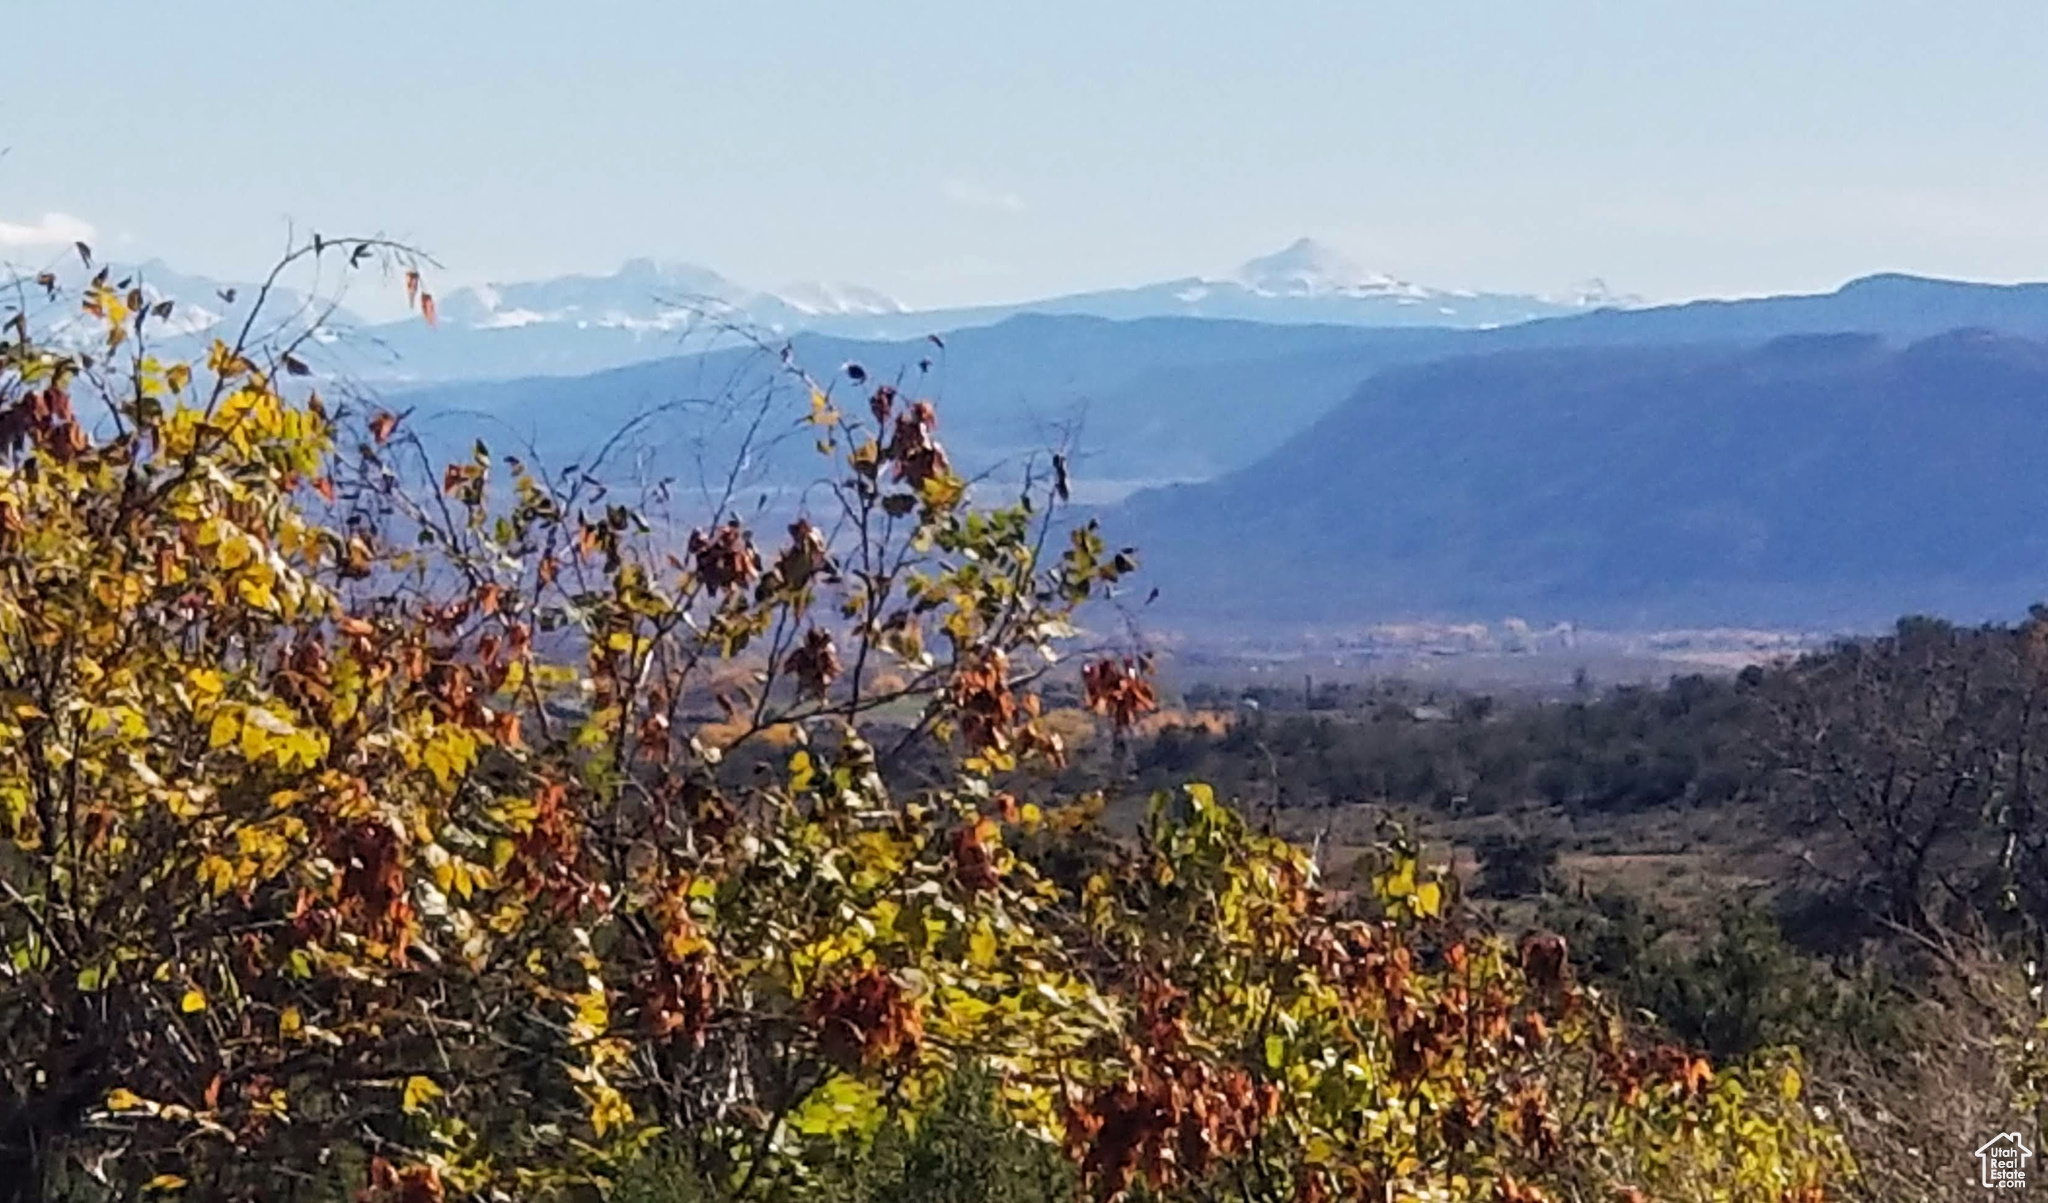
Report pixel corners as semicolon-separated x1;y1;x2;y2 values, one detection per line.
8;1;2048;307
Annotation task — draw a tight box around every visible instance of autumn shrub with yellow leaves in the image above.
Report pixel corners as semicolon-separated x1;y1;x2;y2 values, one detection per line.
0;241;1848;1203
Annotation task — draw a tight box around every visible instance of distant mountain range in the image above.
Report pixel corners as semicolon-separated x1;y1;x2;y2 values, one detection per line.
1114;331;2048;630
432;257;908;333
34;258;364;353
31;246;2048;632
39;240;1626;383
396;273;2048;632
50;249;2048;391
395;315;1416;499
392;266;2048;489
425;237;1621;344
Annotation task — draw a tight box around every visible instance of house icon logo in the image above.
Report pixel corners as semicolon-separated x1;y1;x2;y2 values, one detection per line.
1977;1131;2033;1189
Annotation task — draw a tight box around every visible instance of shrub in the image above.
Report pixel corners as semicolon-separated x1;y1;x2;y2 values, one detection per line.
614;1070;1072;1203
1473;827;1566;899
1542;893;1906;1062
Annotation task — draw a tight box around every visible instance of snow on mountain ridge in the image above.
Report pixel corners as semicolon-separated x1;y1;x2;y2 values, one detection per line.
425;241;1618;334
25;258;362;350
1230;238;1433;300
431;259;908;330
1551;277;1641;309
37;243;1640;383
775;280;907;317
437;259;752;327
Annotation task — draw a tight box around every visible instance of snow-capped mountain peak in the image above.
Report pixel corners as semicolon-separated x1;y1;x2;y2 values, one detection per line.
437;259;755;330
608;257;743;296
1231;238;1424;299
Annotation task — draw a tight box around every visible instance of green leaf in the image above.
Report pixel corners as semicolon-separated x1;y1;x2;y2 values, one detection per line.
791;1074;885;1138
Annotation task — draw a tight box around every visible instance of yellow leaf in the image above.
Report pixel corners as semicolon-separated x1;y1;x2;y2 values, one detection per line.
236;576;279;613
280;1005;303;1038
208;710;240;751
217;534;254;572
240;721;279;763
587;1082;632;1136
106;1087;143;1112
197;854;234;897
180;988;207;1013
1415;881;1443;919
402;1074;444;1114
143;1174;189;1193
425;842;453;892
282;729;325;770
1779;1063;1803;1101
421;727;476;790
968;922;998;969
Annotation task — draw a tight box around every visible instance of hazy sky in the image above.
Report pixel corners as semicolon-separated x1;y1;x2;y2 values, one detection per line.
9;1;2048;308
